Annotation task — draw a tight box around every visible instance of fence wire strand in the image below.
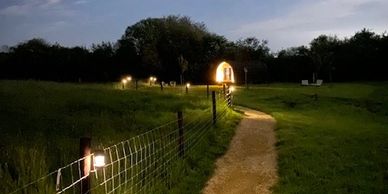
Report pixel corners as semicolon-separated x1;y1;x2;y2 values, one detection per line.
7;91;233;194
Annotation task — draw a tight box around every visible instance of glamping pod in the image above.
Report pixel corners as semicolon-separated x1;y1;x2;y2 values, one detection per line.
215;61;235;84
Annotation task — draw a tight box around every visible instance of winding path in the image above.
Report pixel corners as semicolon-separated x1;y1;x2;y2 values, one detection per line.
202;107;278;194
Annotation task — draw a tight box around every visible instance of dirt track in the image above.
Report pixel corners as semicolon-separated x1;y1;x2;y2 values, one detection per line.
202;107;278;194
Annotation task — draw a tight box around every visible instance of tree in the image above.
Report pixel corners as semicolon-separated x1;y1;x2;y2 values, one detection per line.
235;37;270;61
91;42;115;81
309;35;338;82
118;15;211;82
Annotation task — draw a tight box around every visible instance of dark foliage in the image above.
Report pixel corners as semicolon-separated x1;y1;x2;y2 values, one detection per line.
0;16;386;83
271;29;388;82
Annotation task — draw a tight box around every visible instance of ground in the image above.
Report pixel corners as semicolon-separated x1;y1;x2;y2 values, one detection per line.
203;107;278;194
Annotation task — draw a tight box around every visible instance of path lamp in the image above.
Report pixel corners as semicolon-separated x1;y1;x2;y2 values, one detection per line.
229;86;235;93
93;150;106;169
121;79;127;89
125;76;132;89
149;76;157;86
186;83;190;94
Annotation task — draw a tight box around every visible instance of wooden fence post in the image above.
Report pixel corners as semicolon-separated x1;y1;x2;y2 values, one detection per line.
80;137;91;194
212;91;216;125
177;111;184;157
206;84;209;99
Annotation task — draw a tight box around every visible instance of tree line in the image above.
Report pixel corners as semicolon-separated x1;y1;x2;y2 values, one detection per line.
0;15;387;83
273;29;388;82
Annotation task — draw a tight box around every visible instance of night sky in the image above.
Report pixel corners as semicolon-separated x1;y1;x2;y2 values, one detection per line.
1;0;387;51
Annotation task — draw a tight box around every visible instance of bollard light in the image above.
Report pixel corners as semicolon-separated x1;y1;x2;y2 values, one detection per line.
149;76;157;86
93;150;106;168
121;79;127;89
185;83;190;94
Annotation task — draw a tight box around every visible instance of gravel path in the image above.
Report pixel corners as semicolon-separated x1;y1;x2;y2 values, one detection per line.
202;107;278;194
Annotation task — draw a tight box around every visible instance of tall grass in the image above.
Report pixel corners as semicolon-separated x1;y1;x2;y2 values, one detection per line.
234;83;388;193
0;80;240;193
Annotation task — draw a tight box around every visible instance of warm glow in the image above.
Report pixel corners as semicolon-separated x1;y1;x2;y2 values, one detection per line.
94;152;105;168
126;76;132;81
229;86;235;92
215;61;235;83
149;76;157;81
122;79;127;84
186;83;190;88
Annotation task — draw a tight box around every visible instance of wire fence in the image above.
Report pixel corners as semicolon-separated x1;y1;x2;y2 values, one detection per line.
7;90;233;194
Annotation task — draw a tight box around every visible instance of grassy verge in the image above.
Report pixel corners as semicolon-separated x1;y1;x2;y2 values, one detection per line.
233;83;388;193
0;80;240;193
169;109;241;194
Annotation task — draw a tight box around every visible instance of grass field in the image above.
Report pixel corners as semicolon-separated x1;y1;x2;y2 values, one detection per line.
0;80;240;193
233;83;388;193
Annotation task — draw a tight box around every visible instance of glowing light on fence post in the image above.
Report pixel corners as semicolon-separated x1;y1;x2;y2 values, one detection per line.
93;150;106;168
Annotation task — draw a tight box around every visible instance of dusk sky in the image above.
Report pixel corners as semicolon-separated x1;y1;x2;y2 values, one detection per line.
0;0;387;51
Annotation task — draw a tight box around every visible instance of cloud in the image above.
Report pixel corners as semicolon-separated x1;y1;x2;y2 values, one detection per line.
0;4;31;15
40;0;62;8
74;0;89;5
0;0;62;16
231;0;388;51
47;0;61;4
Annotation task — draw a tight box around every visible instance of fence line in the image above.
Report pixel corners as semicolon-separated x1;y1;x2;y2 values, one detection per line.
7;91;233;194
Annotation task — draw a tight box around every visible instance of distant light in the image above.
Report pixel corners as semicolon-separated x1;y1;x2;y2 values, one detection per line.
93;150;105;168
126;76;132;81
149;76;157;81
122;79;127;84
186;83;190;88
230;86;235;92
